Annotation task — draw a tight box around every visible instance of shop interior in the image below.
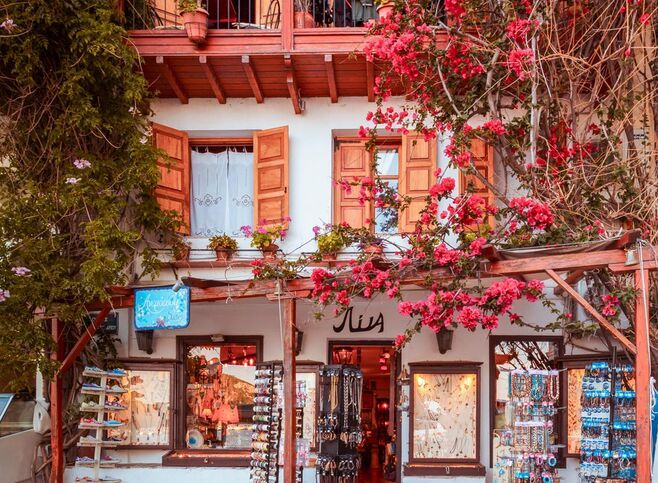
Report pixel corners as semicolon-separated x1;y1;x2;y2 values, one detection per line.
330;343;397;483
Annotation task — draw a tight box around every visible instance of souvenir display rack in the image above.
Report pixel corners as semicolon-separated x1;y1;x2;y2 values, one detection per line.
250;362;283;483
508;369;560;483
316;365;363;482
76;366;127;483
579;359;636;482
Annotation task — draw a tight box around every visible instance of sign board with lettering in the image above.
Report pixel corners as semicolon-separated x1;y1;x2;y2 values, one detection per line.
134;285;190;330
333;306;384;334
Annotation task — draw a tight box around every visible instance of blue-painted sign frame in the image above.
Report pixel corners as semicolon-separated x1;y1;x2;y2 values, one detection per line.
134;285;190;330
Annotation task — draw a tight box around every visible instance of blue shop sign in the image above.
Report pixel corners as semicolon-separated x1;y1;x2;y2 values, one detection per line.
134;285;190;330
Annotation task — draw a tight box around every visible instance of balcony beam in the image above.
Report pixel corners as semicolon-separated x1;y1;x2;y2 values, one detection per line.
324;54;338;103
155;56;188;104
284;54;302;114
199;55;226;104
242;55;264;103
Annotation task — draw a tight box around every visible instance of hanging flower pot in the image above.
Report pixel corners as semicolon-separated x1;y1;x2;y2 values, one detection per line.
261;244;279;260
172;242;191;261
214;248;234;262
376;0;394;20
294;11;315;28
181;8;209;45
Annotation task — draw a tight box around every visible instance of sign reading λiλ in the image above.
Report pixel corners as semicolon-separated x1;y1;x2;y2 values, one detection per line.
134;285;190;330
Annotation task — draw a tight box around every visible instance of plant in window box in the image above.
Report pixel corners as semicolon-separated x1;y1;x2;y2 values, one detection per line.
208;234;238;262
171;238;192;261
178;0;209;44
313;223;351;262
351;227;385;256
294;0;315;28
241;223;288;260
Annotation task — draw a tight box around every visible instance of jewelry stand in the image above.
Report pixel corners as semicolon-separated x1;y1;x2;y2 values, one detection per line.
316;365;363;483
76;367;127;483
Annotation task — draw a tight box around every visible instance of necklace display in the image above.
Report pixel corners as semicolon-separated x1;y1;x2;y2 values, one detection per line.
317;365;363;483
250;362;283;483
505;369;560;483
579;361;636;482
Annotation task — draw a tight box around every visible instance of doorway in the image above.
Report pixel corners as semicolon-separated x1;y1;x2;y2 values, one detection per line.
328;340;399;483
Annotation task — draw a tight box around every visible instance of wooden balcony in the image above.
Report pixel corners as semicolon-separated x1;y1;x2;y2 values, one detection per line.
125;0;445;111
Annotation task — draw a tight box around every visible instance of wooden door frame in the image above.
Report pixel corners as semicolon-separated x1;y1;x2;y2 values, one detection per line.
326;338;401;483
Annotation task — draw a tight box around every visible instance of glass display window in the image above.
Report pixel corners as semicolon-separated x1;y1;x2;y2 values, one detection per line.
106;364;173;448
177;336;262;451
408;362;482;464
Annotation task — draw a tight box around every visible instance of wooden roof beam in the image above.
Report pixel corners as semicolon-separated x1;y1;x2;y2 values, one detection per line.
199;55;226;104
155;56;188;104
241;55;264;104
553;268;587;296
366;60;375;102
545;269;637;355
324;54;338;103
284;54;302;115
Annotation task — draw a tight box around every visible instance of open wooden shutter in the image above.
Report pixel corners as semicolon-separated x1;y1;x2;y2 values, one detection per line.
399;134;437;232
459;139;495;229
333;141;372;229
253;126;289;227
153;123;190;235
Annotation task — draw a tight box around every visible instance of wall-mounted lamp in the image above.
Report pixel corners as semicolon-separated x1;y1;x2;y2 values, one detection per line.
172;279;185;292
295;328;304;356
625;247;638;266
436;327;454;354
136;330;154;354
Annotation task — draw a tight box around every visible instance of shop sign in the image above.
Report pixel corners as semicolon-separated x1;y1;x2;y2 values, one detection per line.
84;311;119;335
134;285;190;330
333;306;384;334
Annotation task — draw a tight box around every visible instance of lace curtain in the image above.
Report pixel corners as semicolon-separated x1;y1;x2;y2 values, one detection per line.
190;146;254;237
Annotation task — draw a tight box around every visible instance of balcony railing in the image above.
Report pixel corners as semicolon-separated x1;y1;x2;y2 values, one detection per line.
124;0;446;30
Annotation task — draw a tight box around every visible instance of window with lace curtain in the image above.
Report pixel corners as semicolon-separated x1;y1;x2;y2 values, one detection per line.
190;144;254;237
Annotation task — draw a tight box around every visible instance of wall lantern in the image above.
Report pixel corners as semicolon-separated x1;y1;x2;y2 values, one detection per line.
136;330;154;354
436;327;454;354
295;328;304;356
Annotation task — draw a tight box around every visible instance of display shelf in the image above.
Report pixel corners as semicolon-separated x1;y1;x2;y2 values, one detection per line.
75;478;122;483
77;440;120;448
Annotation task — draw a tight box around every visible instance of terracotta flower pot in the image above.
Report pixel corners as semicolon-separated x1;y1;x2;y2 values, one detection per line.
181;8;209;44
173;245;191;261
294;11;315;28
214;248;234;262
322;253;337;262
376;1;394;20
364;244;384;256
261;244;279;260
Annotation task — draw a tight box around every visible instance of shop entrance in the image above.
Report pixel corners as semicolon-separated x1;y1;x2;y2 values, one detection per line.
328;340;399;483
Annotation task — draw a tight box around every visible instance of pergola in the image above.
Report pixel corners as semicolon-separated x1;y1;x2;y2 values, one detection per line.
48;231;655;483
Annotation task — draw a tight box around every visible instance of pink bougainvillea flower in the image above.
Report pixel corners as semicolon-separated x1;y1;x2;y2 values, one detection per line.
240;225;253;237
11;267;31;277
65;177;81;184
0;289;10;302
0;19;14;31
73;159;91;169
640;13;651;25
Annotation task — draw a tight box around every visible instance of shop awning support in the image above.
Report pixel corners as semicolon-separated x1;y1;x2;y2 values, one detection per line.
635;268;652;482
282;296;297;483
50;317;65;483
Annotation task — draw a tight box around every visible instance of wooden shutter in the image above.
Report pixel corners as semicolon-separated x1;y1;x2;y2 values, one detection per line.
152;123;190;235
333;141;372;229
253;126;289;227
459;139;495;228
399;134;437;232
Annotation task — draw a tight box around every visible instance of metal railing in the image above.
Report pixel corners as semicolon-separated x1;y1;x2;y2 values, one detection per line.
124;0;445;30
125;0;281;30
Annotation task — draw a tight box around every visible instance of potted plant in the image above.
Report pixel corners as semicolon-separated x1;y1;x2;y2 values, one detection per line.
294;0;315;28
242;224;287;259
178;0;209;44
208;234;238;262
315;223;350;261
171;238;192;261
352;227;385;256
375;0;395;20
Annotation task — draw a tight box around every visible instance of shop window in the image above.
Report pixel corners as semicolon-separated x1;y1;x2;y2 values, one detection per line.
176;335;262;455
489;335;564;466
152;124;289;236
105;365;173;448
406;362;485;477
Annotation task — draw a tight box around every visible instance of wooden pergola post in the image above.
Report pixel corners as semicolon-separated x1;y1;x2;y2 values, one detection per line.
635;268;652;482
282;297;297;483
50;317;65;483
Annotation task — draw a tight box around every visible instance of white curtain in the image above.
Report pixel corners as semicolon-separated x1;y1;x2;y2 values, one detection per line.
191;147;254;237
